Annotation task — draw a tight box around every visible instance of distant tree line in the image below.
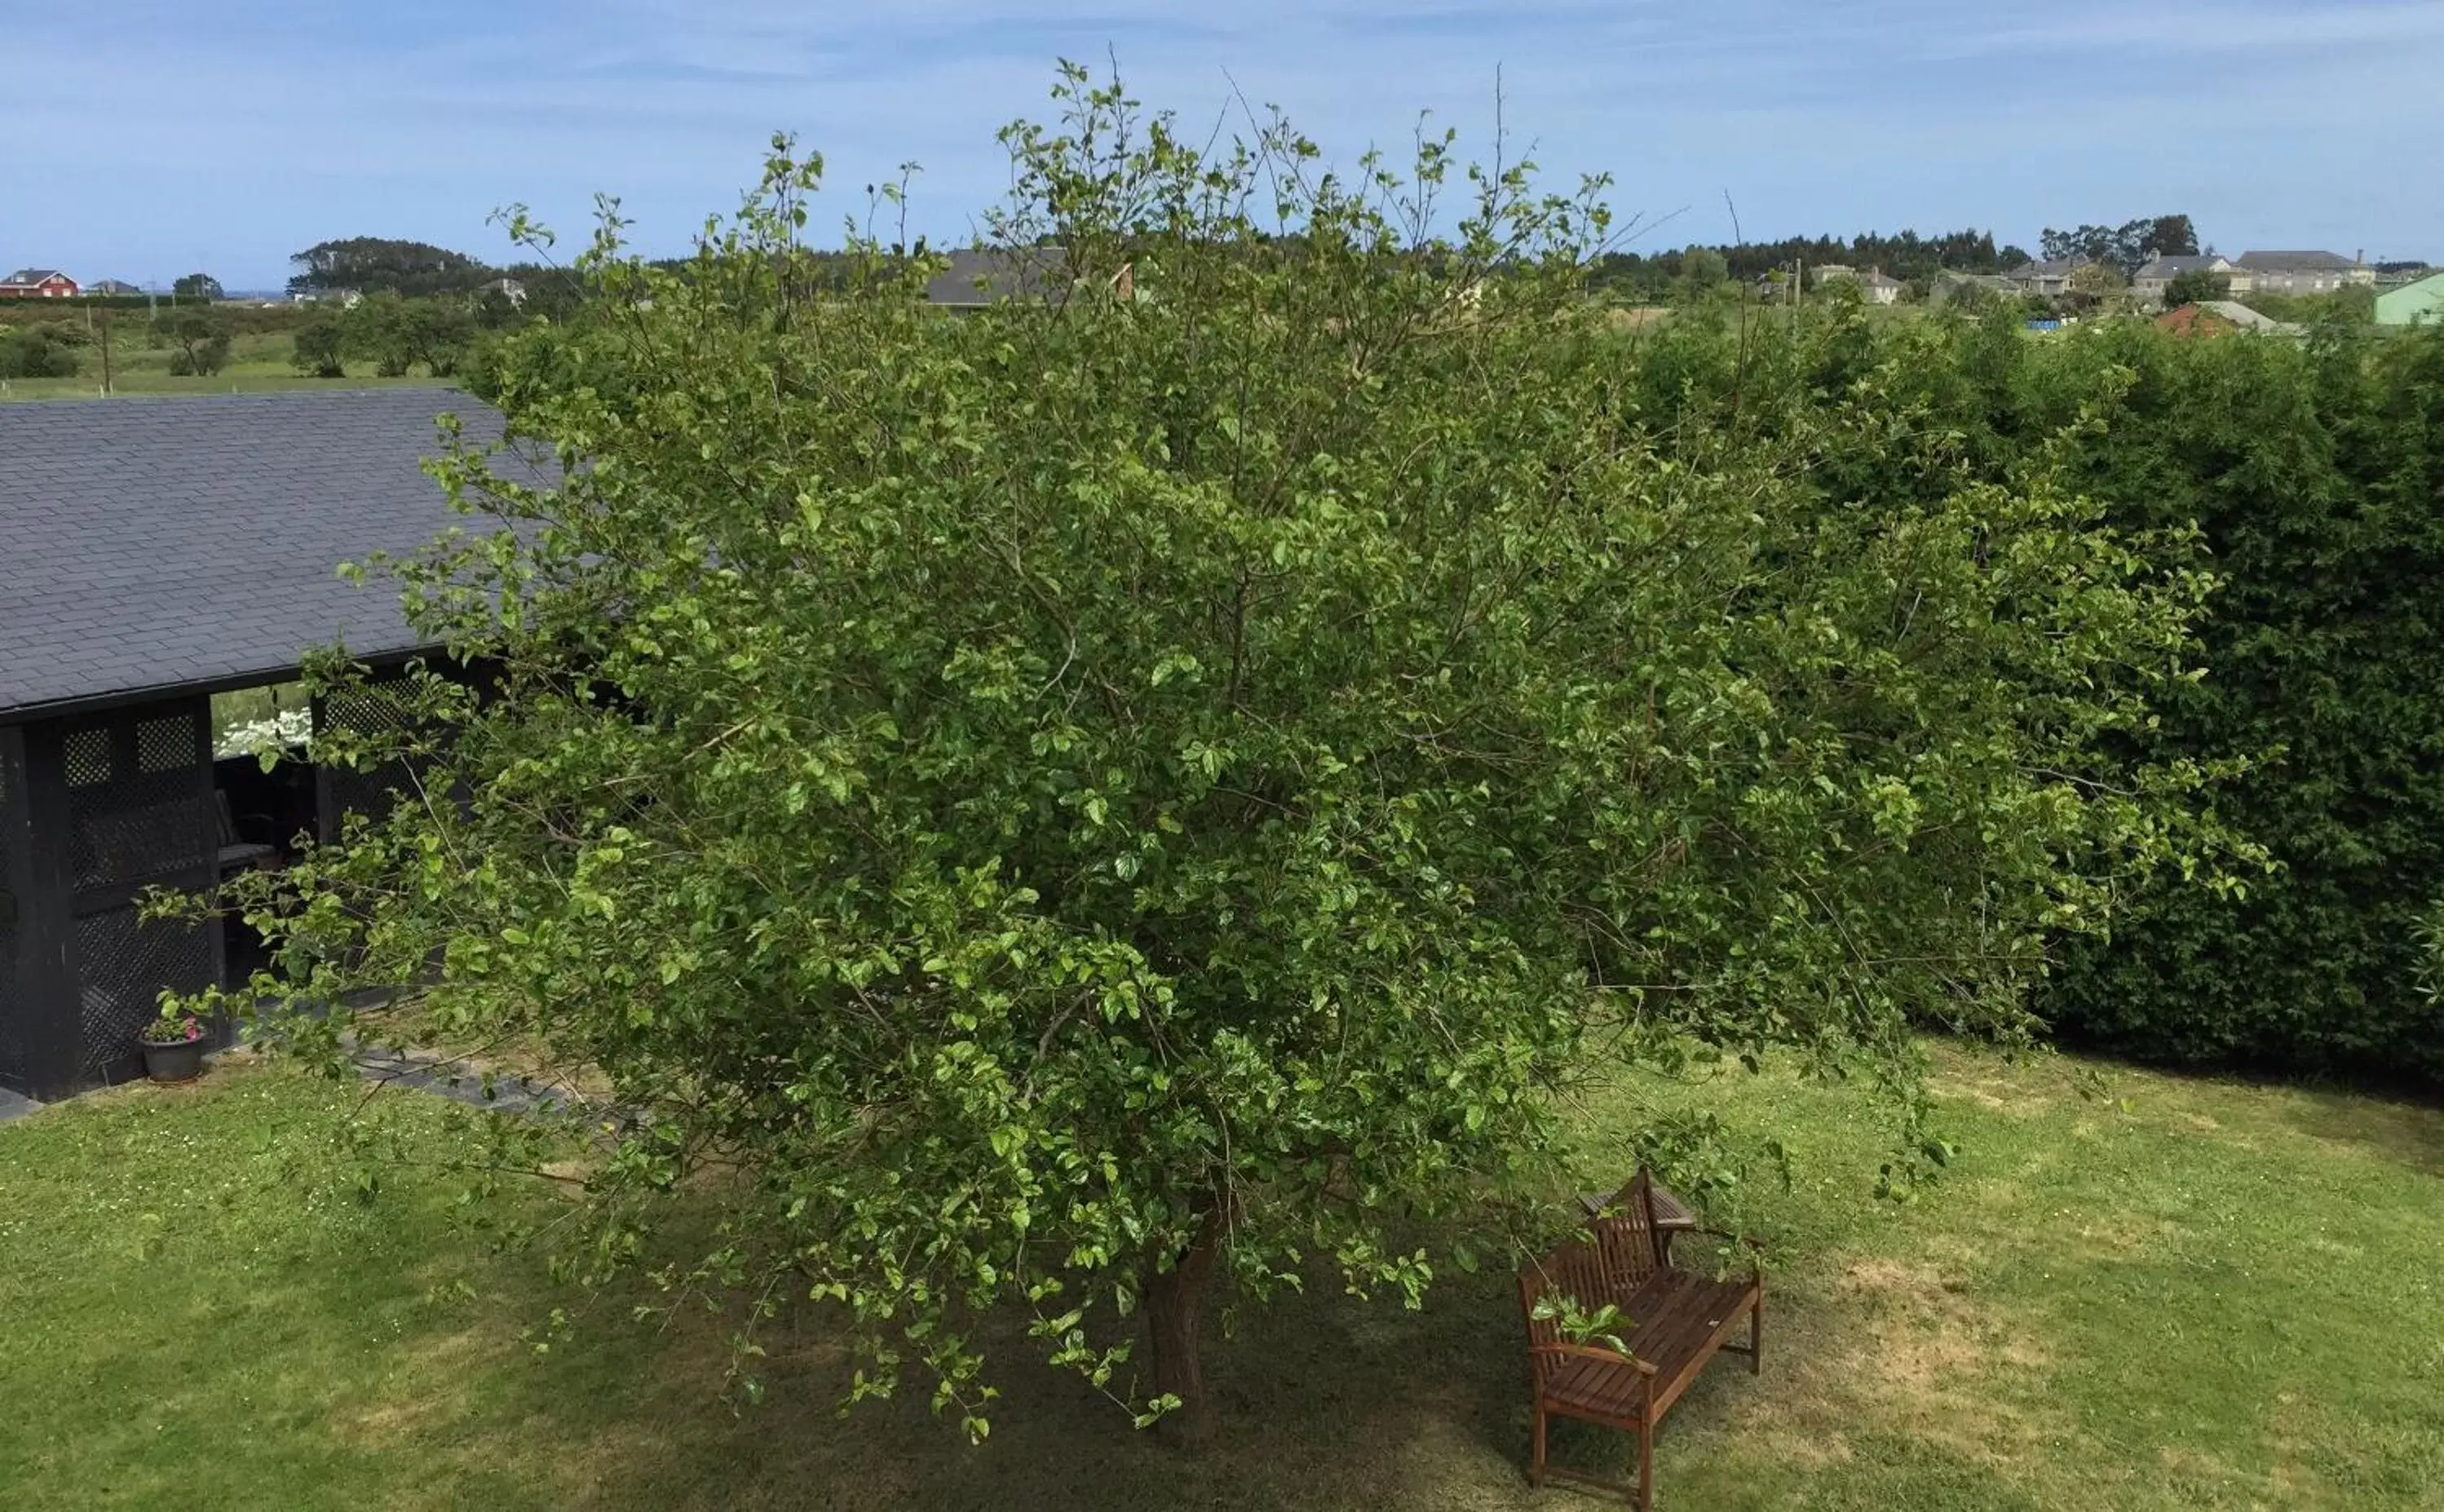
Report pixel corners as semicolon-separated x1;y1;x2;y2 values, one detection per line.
1588;228;2029;301
0;294;212;318
288;237;493;298
2038;214;2199;275
286;236;585;318
1584;214;2207;303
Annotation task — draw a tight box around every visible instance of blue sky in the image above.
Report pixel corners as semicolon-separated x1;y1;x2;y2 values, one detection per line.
7;1;2439;289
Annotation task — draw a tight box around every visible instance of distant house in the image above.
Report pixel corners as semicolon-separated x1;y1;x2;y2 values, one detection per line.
2230;250;2374;295
0;268;78;298
83;278;143;297
2002;259;2084;298
473;276;527;308
1858;268;1904;306
1810;263;1858;288
2376;272;2444;327
1928;271;2011;307
2131;254;2237;303
924;246;1134;310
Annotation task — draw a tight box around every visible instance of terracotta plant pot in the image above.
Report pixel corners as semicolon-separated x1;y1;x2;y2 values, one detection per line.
139;1037;207;1084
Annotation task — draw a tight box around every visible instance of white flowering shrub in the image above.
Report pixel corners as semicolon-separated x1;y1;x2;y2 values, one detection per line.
214;707;313;763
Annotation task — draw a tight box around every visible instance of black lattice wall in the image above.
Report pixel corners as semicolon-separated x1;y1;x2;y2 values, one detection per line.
57;701;217;1085
73;910;213;1077
316;678;428;841
0;728;27;1092
66;718;212;891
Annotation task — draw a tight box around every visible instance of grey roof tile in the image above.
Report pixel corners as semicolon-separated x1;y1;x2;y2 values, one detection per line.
0;389;525;719
2234;250;2358;271
925;245;1072;307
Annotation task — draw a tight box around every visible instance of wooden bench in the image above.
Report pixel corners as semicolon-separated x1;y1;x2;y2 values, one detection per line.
1518;1170;1762;1509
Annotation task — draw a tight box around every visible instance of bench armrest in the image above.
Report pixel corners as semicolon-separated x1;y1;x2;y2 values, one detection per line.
1684;1225;1763;1249
1680;1225;1768;1279
1530;1342;1660;1377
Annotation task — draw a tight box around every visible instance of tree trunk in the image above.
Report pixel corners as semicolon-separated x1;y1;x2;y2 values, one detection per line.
1142;1208;1223;1447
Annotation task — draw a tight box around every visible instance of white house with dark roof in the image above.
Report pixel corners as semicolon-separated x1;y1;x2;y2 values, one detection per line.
1809;265;1902;303
2231;251;2374;296
2132;254;2238;303
2002;258;2085;297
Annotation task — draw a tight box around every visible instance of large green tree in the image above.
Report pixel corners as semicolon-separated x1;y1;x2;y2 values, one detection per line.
153;306;230;375
2163;267;2227;307
338;293;471;376
291;314;347;377
204;70;2219;1441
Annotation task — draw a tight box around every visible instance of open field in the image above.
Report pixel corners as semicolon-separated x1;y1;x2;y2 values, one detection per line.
2;1045;2436;1510
0;327;457;402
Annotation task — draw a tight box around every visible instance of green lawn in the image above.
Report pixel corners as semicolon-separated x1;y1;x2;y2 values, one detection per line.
0;328;456;402
2;1047;2437;1510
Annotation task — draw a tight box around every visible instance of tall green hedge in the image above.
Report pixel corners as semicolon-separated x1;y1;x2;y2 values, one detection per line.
2034;323;2444;1079
1611;308;2444;1079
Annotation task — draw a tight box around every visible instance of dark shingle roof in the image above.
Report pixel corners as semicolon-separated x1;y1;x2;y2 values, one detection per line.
2234;250;2357;271
0;388;516;720
3;268;69;285
923;246;1070;307
2135;254;2225;277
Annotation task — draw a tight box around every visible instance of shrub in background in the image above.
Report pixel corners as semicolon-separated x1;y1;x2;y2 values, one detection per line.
292;315;347;377
0;321;82;378
155;307;232;376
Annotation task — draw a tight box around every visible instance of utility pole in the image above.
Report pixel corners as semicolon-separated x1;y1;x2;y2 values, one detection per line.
98;309;113;396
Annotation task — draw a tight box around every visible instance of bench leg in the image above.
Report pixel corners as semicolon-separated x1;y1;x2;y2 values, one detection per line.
1530;1404;1547;1488
1751;1293;1764;1375
1637;1414;1654;1512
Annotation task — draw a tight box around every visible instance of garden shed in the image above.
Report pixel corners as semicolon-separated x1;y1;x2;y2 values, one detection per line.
0;389;512;1099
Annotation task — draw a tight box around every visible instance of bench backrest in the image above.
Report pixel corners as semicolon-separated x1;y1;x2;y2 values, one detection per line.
1518;1235;1621;1384
1591;1168;1668;1289
1518;1169;1669;1383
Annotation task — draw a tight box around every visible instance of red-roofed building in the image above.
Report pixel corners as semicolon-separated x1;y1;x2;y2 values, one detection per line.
2158;299;2292;338
2155;303;2237;338
0;268;78;298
